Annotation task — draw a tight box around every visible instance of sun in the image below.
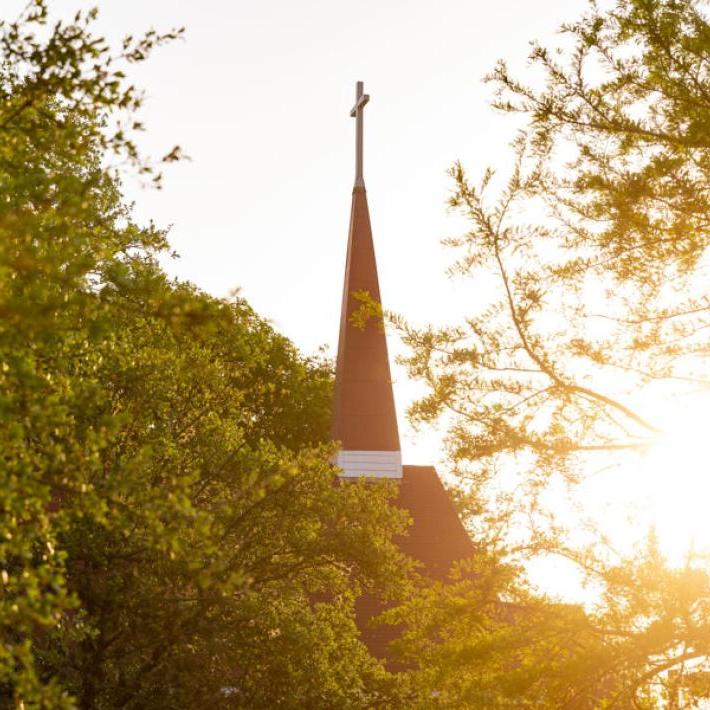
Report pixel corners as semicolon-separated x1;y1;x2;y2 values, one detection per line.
526;391;710;602
631;392;710;566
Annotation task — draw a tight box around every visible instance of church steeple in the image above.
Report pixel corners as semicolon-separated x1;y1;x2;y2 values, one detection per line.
332;81;402;478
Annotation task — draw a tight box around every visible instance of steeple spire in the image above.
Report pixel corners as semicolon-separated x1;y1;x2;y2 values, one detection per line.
332;81;402;478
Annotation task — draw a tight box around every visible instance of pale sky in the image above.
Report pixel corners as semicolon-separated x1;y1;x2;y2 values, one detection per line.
37;0;578;466
10;0;581;480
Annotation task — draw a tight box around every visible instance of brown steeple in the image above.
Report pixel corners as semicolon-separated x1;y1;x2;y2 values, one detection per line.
332;82;401;476
329;82;475;664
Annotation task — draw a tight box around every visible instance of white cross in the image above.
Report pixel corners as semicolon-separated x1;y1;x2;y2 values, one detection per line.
350;81;370;188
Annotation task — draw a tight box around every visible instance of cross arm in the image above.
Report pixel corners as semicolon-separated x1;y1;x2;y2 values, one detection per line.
350;93;370;117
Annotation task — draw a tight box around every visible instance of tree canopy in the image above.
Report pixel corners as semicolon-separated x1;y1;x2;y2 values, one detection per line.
391;0;710;705
0;3;412;707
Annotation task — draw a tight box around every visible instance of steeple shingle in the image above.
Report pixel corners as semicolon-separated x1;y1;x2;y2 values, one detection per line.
331;186;400;455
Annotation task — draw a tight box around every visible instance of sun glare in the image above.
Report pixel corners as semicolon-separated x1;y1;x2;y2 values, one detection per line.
632;393;710;566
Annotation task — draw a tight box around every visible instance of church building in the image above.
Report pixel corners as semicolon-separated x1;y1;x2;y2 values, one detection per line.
332;82;475;659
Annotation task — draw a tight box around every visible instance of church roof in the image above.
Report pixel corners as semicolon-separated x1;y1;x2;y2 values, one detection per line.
396;466;475;577
356;466;476;662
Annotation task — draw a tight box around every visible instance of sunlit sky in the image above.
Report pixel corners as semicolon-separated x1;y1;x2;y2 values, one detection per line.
23;0;584;466
16;1;710;597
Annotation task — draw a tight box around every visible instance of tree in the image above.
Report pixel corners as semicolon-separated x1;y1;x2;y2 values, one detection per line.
387;535;710;708
42;277;410;708
397;0;710;545
0;3;411;706
389;0;710;705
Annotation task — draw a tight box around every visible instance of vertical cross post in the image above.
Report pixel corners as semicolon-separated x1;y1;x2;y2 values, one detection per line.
350;81;370;188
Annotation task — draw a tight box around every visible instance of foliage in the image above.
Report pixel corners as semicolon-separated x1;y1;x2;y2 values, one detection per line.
389;0;710;706
391;540;710;708
491;0;710;287
0;3;411;707
397;0;710;541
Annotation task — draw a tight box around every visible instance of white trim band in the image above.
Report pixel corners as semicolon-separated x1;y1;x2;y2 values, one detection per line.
335;450;402;479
